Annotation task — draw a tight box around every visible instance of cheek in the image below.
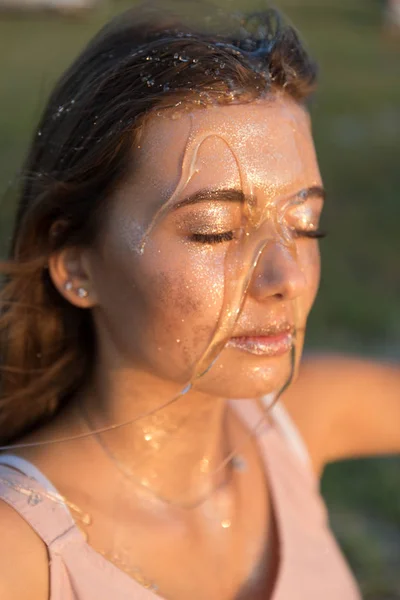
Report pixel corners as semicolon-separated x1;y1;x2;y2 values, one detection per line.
140;242;233;378
145;243;225;336
104;233;228;371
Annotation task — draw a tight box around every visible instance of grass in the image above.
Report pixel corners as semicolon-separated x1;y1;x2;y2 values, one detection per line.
0;0;399;596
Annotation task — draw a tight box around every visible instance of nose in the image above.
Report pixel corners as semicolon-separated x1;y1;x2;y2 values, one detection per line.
248;241;307;302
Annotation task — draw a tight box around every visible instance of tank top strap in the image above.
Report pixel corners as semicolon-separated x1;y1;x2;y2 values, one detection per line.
261;394;313;472
0;455;83;551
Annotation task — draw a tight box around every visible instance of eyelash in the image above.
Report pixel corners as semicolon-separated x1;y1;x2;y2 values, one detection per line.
296;229;327;239
190;229;327;244
190;231;235;244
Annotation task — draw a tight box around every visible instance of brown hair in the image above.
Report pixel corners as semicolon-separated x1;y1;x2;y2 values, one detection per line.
0;3;317;444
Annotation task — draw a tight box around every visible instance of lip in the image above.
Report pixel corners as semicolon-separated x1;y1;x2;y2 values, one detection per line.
227;329;294;357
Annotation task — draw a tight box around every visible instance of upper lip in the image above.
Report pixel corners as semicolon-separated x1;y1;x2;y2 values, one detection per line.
230;322;294;339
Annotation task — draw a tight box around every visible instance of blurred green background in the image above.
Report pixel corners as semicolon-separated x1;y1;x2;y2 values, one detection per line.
0;0;399;597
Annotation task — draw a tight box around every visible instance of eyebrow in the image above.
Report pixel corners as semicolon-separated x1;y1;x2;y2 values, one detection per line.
172;185;326;211
172;188;246;210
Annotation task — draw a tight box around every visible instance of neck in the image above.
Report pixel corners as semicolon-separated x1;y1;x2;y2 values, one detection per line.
81;365;233;507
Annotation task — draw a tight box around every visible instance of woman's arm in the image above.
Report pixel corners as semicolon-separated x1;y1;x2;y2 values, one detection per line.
282;355;400;475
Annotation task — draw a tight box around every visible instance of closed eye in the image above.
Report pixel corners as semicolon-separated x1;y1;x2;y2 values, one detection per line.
190;231;234;244
190;229;327;244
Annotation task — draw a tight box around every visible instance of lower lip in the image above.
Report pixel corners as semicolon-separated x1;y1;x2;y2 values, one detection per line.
227;333;293;357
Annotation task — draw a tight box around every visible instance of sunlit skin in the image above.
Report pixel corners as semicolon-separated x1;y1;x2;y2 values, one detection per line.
87;94;322;400
3;92;400;600
19;94;323;599
20;98;321;597
62;95;323;500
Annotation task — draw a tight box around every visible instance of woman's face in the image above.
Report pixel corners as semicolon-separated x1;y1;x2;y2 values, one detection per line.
87;94;323;399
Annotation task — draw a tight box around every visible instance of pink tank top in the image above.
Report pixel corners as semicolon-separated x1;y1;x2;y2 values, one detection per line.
0;399;361;599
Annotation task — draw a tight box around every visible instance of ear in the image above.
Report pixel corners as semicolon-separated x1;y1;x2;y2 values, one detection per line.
48;246;98;309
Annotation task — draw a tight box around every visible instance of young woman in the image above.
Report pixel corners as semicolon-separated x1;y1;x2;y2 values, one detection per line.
0;6;399;600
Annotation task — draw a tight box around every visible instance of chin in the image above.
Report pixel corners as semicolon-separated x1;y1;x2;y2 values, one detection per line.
194;350;298;400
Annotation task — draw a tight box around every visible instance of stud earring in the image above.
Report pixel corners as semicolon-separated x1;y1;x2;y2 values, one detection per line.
77;287;89;299
64;280;73;292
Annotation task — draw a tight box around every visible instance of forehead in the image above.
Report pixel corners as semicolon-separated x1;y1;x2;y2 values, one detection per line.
124;95;321;216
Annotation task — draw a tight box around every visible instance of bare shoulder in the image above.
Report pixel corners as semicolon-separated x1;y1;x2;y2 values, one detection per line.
0;500;49;600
